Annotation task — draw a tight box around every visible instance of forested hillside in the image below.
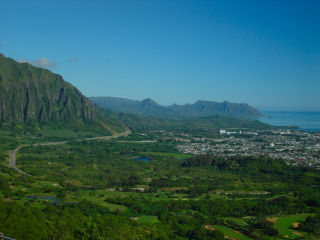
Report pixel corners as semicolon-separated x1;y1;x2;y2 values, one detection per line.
90;96;261;119
110;111;272;131
0;54;123;133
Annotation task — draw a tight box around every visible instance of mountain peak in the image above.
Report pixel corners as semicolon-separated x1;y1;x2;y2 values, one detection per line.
140;98;158;108
90;96;261;119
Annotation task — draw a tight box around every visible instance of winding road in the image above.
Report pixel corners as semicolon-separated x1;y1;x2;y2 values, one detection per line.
9;129;131;176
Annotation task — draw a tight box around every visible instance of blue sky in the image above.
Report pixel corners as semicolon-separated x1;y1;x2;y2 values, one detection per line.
0;0;319;110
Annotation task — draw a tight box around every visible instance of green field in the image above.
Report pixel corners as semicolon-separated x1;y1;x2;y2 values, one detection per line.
135;215;159;224
212;225;253;240
144;151;192;159
224;217;248;226
272;213;314;239
67;190;127;212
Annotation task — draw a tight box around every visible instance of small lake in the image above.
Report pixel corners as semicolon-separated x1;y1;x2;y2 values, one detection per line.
25;195;79;205
26;195;58;204
133;157;150;162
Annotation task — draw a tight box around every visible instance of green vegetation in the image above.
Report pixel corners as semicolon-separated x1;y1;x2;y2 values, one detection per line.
0;53;124;134
1;129;319;239
112;111;273;132
0;51;317;239
90;96;261;119
298;212;320;236
223;217;248;227
135;215;159;224
212;225;253;240
272;213;314;239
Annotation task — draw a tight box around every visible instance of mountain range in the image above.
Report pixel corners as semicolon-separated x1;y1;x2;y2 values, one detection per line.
111;112;271;131
90;96;261;119
0;53;270;133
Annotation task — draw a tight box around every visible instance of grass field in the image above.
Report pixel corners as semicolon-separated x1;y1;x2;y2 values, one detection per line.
102;201;126;212
88;189;191;202
136;215;159;224
67;190;127;212
143;151;192;159
212;225;253;240
271;213;314;239
224;217;247;226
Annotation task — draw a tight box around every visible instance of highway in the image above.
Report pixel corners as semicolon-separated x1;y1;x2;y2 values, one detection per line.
9;129;130;176
0;232;16;240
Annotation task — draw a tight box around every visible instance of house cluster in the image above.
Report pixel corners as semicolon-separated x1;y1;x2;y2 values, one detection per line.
176;129;320;169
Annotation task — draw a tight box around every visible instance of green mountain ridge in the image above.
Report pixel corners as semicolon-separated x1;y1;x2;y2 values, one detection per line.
0;53;123;134
90;96;261;119
110;111;272;131
0;53;270;134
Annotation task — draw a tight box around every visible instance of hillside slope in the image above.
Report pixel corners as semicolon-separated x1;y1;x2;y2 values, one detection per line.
0;54;123;133
168;100;260;118
111;112;272;131
90;96;260;119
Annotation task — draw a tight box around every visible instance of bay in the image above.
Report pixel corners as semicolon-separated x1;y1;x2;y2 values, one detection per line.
259;111;320;132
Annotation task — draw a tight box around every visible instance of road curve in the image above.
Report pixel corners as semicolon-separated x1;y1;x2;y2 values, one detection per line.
9;146;32;176
9;129;130;176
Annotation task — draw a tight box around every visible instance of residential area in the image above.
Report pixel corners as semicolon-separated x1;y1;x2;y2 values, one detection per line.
176;129;320;169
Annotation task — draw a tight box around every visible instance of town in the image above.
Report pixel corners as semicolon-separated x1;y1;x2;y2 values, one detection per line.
174;129;320;169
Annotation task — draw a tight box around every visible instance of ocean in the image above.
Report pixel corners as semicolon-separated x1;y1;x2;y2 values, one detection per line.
258;111;320;132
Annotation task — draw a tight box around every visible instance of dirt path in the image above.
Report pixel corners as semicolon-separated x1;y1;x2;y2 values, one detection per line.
9;129;130;176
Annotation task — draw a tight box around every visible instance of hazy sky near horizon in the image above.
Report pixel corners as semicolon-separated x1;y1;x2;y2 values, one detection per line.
0;0;319;110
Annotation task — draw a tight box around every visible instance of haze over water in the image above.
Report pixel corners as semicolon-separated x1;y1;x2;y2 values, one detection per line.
259;111;320;132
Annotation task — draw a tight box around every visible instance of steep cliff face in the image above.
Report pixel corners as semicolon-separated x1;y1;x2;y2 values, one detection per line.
167;100;261;118
0;54;122;132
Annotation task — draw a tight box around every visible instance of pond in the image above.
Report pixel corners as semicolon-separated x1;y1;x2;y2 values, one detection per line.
133;157;150;162
26;195;58;204
25;195;78;205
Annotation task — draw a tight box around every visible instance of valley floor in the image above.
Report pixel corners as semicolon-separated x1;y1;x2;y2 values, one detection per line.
0;128;319;239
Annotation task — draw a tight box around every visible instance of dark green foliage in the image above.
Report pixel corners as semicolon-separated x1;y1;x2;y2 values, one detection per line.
0;176;11;197
208;229;224;240
0;200;176;240
182;155;288;174
298;212;320;235
248;215;279;236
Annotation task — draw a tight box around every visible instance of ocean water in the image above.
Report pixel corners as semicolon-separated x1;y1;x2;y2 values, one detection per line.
259;111;320;132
